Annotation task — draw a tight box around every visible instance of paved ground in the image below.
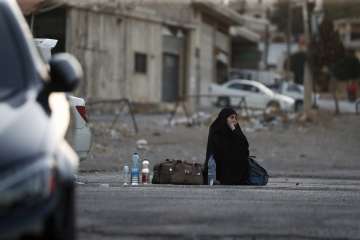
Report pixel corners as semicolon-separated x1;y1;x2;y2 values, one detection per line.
76;175;360;240
317;99;359;114
77;107;360;239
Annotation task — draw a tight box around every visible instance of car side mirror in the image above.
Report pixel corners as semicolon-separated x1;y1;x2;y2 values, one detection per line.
48;53;82;92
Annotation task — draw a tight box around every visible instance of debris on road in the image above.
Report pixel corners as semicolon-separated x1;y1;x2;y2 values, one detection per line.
93;143;110;154
168;111;214;127
295;110;320;125
110;129;120;140
136;139;149;150
99;183;110;188
167;108;304;133
190;111;213;126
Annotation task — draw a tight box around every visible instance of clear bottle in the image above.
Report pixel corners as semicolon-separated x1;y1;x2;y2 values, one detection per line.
131;153;140;185
123;165;130;185
208;155;216;186
141;160;150;184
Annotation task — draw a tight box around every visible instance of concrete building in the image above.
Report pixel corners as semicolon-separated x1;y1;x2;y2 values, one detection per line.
334;18;360;59
17;0;44;15
228;0;278;20
31;0;243;108
230;26;262;70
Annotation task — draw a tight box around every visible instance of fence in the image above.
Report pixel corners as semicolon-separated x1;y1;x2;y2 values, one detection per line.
168;94;249;125
86;98;139;133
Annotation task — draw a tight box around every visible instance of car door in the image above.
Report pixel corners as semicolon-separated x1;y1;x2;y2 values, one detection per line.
0;3;49;163
0;12;27;101
284;83;303;100
249;84;271;109
240;83;274;109
240;83;265;109
225;82;247;106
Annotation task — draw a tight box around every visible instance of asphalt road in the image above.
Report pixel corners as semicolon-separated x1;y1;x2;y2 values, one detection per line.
317;99;358;114
77;175;360;240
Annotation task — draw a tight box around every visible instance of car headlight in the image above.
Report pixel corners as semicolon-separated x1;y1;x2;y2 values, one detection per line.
0;159;55;208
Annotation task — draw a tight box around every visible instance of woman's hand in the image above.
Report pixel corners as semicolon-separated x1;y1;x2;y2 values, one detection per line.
227;114;238;131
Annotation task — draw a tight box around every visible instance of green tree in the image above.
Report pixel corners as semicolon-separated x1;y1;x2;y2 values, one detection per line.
332;52;360;81
323;0;360;21
312;18;346;114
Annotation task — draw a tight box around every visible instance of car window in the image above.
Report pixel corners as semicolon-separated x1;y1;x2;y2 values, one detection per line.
0;12;25;100
228;83;260;93
241;84;259;93
228;83;243;90
267;83;280;91
249;85;260;93
287;84;302;93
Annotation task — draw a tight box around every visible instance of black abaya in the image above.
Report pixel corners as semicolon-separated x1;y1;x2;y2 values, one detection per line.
204;108;249;185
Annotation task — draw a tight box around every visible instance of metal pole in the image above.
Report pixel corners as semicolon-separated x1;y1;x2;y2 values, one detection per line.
195;48;201;112
302;0;313;113
286;0;292;82
263;23;270;70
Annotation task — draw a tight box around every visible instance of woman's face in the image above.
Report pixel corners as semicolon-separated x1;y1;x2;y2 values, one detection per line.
227;114;238;128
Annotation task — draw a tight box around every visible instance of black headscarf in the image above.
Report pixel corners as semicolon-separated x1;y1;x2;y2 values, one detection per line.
204;108;249;185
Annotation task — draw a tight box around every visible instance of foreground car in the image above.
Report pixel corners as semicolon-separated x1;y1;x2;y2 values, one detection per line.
209;79;295;112
0;1;82;239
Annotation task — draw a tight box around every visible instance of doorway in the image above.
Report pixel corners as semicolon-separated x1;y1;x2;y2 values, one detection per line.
162;53;180;102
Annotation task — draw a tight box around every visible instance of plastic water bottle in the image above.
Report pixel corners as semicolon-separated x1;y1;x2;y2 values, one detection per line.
131;153;140;185
141;160;150;184
208;155;216;186
122;165;130;185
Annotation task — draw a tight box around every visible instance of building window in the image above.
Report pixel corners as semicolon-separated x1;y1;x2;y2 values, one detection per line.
135;52;147;74
351;23;360;41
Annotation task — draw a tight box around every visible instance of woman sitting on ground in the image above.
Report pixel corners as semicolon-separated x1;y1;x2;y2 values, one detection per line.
204;107;249;185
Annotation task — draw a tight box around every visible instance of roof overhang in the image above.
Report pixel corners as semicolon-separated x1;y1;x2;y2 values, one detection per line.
192;0;244;26
231;26;261;42
35;0;197;29
17;0;45;15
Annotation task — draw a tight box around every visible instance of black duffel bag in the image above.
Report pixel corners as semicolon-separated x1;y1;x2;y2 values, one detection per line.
246;156;269;186
152;159;204;185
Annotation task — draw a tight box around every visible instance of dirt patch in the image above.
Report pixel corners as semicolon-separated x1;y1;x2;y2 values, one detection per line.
81;109;360;178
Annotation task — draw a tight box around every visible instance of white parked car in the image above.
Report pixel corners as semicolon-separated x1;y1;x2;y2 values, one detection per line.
209;79;295;112
268;82;320;111
66;95;92;161
35;38;92;161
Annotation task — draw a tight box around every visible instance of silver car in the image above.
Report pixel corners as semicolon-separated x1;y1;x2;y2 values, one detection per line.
210;79;295;112
0;1;82;239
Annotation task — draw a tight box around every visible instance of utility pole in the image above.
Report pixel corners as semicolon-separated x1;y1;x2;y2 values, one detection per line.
311;3;324;109
302;0;313;114
263;23;270;70
286;0;292;82
263;7;271;71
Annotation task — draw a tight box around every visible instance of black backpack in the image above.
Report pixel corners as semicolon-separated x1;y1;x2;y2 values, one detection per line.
247;157;269;186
